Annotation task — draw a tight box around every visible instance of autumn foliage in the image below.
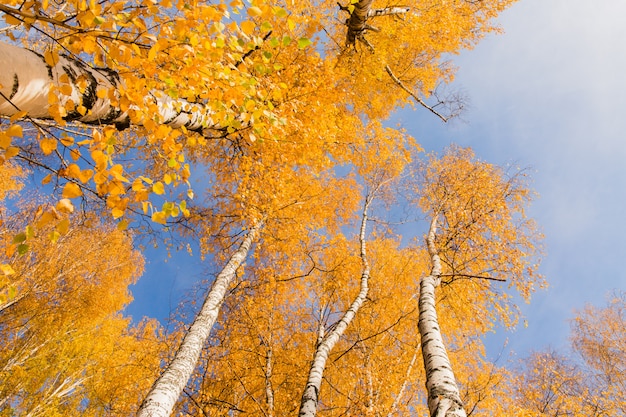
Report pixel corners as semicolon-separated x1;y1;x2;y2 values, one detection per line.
1;0;607;416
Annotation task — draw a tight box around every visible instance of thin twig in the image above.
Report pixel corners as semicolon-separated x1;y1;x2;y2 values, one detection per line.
385;64;448;122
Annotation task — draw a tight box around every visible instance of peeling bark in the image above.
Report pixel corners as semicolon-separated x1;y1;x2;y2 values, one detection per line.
137;221;263;417
418;216;467;417
298;195;374;417
0;41;219;134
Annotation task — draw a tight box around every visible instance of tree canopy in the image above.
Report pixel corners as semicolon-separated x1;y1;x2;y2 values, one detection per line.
0;0;583;416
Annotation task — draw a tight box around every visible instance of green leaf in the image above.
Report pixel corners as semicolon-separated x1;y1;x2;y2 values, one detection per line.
297;37;312;49
274;7;288;17
12;233;26;244
17;244;28;255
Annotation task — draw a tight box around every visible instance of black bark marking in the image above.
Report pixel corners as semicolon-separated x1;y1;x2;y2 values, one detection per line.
9;74;18;99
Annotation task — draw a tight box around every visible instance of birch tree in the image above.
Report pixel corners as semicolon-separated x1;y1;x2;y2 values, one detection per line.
415;146;543;416
505;293;626;416
297;123;418;416
0;210;164;416
297;183;376;417
0;1;530;415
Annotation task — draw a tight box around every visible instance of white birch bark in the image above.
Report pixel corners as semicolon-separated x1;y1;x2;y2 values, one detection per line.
137;221;263;417
298;195;373;417
418;215;467;417
0;41;218;133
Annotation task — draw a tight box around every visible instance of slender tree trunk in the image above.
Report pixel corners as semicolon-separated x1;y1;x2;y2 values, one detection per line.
298;195;373;417
0;41;218;134
387;344;420;417
264;313;275;417
264;341;275;417
137;221;263;417
418;216;466;417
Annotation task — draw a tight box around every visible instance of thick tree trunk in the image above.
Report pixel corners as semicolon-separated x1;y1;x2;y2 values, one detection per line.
345;0;375;45
137;221;263;417
344;0;409;45
418;216;466;417
0;41;218;133
298;196;373;417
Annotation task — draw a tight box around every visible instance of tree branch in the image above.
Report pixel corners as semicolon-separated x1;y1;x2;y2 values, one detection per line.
385;64;448;122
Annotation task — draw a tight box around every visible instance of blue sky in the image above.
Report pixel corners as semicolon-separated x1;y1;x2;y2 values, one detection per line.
127;0;626;358
394;0;626;356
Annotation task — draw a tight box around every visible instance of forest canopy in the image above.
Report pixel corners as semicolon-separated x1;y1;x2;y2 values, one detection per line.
0;0;600;416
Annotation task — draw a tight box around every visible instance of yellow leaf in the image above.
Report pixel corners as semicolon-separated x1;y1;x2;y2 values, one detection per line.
152;182;165;195
240;20;256;35
248;6;262;16
0;133;11;149
40;137;57;155
62;182;83;198
117;219;129;231
42;173;52;185
70;148;81;161
78;169;94;183
60;84;74;96
148;44;159;61
56;198;75;214
96;88;109;99
5;147;19;159
91;149;108;170
6;124;22;138
60;136;75;146
57;218;70;235
66;163;81;178
0;264;15;276
37;211;56;229
151;211;167;224
110;164;129;182
111;207;125;219
9;110;27;122
4;14;21;25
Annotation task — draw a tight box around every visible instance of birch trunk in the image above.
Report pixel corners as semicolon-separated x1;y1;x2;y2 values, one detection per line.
418;216;466;417
344;0;409;45
0;41;218;133
346;0;375;45
298;196;373;417
137;221;263;417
